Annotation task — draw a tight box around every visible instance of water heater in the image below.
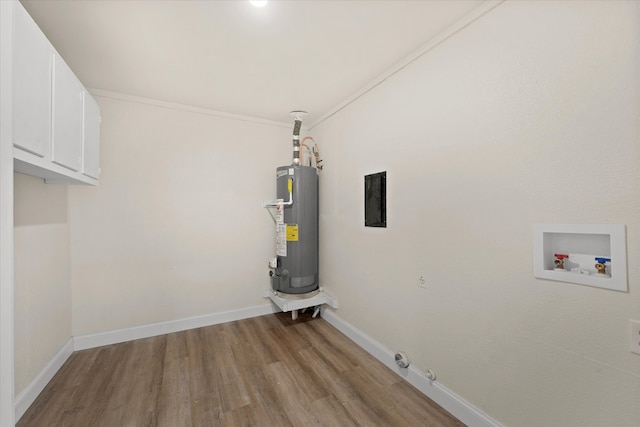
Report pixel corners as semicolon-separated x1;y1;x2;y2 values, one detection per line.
267;111;320;295
270;165;318;294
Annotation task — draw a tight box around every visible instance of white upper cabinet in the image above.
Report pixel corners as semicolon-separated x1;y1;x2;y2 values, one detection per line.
51;55;84;172
12;2;100;185
12;3;51;158
82;90;101;179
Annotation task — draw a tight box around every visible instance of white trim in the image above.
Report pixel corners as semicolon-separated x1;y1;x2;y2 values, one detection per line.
73;303;277;351
87;88;294;129
14;304;500;426
87;3;507;133
321;309;502;427
308;0;505;130
16;305;278;419
14;339;74;422
0;1;16;426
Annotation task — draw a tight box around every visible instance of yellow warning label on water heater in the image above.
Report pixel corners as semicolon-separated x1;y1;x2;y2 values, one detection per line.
286;224;299;241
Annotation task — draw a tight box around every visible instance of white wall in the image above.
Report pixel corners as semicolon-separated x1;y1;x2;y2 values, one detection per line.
313;1;640;426
14;173;71;396
67;96;292;336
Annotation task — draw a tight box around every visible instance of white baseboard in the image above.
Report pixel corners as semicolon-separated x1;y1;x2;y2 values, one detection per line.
16;304;278;420
74;303;277;351
16;304;499;427
14;338;74;422
321;309;502;427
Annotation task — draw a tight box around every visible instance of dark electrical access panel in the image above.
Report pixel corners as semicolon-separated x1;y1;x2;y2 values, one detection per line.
364;171;386;227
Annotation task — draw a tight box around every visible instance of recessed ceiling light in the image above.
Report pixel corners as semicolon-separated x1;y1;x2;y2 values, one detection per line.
250;1;268;7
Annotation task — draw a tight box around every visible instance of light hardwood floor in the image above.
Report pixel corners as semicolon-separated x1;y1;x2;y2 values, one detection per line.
18;312;465;426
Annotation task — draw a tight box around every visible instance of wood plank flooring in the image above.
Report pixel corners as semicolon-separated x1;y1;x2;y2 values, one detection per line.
18;312;465;427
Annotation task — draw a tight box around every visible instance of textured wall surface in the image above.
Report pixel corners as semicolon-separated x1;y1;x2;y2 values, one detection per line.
68;97;292;336
16;1;640;425
14;173;71;396
313;1;640;426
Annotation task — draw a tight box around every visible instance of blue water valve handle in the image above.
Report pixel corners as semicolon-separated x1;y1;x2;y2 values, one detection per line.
595;257;611;263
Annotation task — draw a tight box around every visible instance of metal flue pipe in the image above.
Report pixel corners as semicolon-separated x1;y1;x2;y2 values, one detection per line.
289;111;308;166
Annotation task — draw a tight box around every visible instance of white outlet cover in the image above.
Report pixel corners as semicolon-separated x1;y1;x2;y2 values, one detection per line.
630;320;640;355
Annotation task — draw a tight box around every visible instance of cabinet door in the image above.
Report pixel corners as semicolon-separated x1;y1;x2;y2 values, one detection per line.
82;91;100;179
12;3;52;157
52;55;83;172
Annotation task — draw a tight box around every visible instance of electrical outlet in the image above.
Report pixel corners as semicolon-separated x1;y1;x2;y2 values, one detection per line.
630;320;640;355
417;273;427;289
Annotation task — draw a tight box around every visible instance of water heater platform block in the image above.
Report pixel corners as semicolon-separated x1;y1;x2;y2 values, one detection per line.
263;289;338;313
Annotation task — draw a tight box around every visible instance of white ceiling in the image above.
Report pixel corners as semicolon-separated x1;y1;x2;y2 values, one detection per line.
21;0;486;125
